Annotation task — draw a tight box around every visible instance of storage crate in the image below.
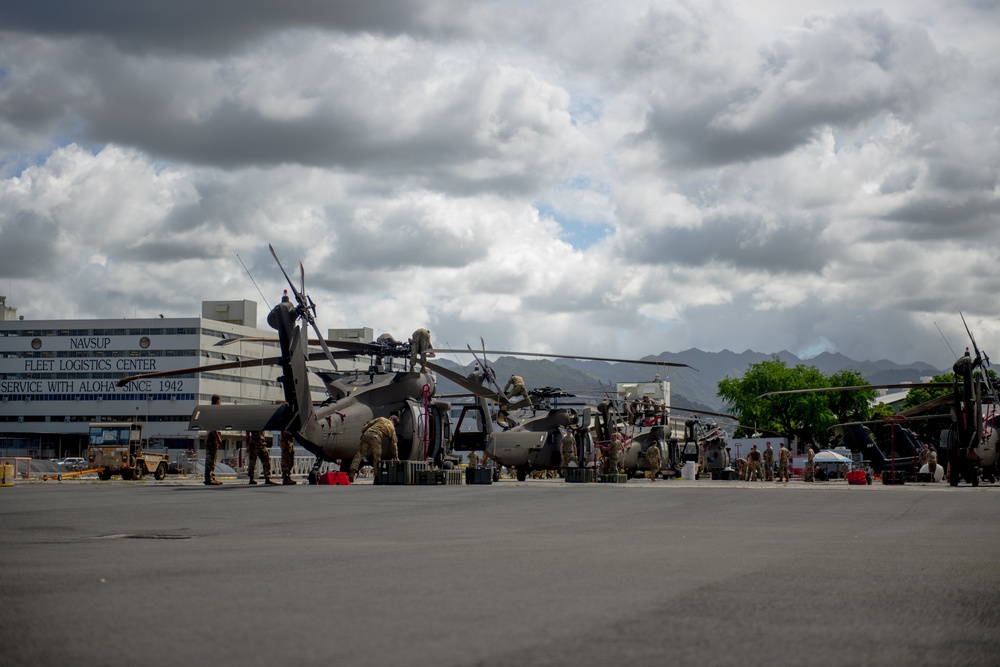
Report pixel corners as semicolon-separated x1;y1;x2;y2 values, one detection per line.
375;460;406;485
565;467;595;483
881;470;907;485
466;466;493;485
403;460;430;485
416;469;445;485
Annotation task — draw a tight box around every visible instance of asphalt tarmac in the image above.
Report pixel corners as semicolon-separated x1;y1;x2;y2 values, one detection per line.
2;476;998;667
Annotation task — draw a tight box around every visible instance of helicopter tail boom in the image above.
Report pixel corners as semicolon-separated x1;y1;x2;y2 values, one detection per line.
189;404;289;432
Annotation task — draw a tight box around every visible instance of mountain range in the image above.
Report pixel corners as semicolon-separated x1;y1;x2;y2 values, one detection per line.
431;349;944;413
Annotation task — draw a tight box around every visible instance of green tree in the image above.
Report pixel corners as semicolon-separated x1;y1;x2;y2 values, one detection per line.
826;370;877;423
717;357;837;447
869;402;896;421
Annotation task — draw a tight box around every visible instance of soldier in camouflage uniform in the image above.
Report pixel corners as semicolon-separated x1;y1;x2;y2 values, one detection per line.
645;443;662;480
560;429;578;469
503;374;532;407
606;429;624;475
467;450;480;468
409;328;432;372
778;442;791;483
350;415;399;482
804;445;816;482
763;442;775;482
204;394;223;485
747;444;763;481
247;430;277;485
280;430;297;485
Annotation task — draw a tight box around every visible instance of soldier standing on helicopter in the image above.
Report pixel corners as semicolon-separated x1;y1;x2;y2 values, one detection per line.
503;374;532;407
349;415;399;482
409;328;432;372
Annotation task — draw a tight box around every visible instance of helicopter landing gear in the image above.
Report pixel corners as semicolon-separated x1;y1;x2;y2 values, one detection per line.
516;466;528;482
308;458;323;485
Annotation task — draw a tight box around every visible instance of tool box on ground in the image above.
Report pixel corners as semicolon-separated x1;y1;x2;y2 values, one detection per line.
404;460;429;485
466;466;493;485
598;472;628;484
416;469;445;485
375;460;407;485
564;467;595;483
444;469;462;485
711;469;737;480
881;470;907;485
318;471;351;485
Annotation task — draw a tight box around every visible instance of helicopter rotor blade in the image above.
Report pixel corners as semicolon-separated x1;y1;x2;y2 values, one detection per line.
115;349;356;387
758;382;952;398
429;347;696;370
464;342;510;404
269;244;300;300
961;312;998;403
424;361;498;400
269;244;339;371
830;414;952;429
894;393;955;419
116;356;283;387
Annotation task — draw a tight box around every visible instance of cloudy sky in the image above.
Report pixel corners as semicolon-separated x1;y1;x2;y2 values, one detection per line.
1;0;998;370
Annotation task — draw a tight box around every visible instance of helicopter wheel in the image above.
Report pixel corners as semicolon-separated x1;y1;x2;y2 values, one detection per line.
307;470;318;485
516;466;528;482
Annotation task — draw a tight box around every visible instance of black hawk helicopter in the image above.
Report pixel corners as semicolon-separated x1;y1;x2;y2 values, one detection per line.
423;350;697;480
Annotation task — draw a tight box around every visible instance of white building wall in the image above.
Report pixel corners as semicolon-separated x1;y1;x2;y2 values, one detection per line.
0;303;366;457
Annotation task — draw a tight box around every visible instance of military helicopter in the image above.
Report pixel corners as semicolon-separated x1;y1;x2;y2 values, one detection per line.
759;316;998;486
425;355;698;480
560;386;742;478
